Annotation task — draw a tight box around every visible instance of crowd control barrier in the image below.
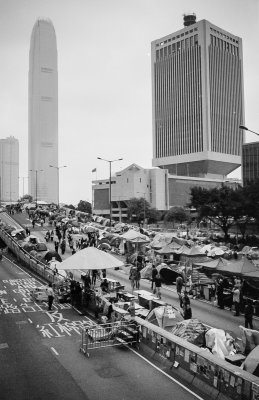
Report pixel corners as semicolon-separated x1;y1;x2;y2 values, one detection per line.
0;226;64;285
80;320;140;357
134;317;259;400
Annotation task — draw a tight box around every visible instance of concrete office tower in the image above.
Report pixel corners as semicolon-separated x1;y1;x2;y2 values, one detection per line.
28;18;58;204
0;136;19;203
151;15;244;179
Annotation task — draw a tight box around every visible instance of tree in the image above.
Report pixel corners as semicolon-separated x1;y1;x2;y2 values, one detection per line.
127;197;150;224
77;200;92;214
164;207;190;226
189;186;238;242
20;194;33;203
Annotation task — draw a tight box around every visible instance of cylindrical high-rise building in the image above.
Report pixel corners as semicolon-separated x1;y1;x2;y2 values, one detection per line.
28;18;58;204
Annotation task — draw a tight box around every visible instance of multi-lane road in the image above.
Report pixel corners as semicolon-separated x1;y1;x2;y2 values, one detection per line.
0;251;206;400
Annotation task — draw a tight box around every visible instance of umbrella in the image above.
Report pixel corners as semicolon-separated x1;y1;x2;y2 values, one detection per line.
129;237;150;244
44;250;62;263
121;229;147;241
56;247;124;270
84;226;98;233
157;242;181;254
22;243;36;252
243;345;259;377
98;243;112;251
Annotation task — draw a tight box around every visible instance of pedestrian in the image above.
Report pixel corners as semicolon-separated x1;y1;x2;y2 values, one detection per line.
183;303;192;320
46;283;55;311
40;218;44;227
135;267;141;290
75;282;82;308
60;239;66;255
216;279;224;309
151;264;158;291
181;291;190;310
102;269;107;279
91;269;98;286
176;275;184;300
129;265;137;292
32;219;35;228
54;241;59;253
232;285;240;316
50;230;54;241
244;299;254;329
154;272;162;299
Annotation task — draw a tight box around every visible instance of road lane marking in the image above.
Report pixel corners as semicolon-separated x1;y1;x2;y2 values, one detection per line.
51;347;59;356
129;347;204;400
0;343;9;349
16;320;28;325
28;318;33;324
13;298;17;302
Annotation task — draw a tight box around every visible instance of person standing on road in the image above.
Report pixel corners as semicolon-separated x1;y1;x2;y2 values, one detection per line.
47;283;55;311
232;285;240;316
151;264;158;291
176;275;183;300
154;273;162;299
244;299;254;329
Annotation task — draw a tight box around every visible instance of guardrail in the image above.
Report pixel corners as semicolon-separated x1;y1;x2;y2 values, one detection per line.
0;226;64;285
134;316;259;400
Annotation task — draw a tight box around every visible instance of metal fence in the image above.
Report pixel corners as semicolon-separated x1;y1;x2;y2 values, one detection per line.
80;320;140;357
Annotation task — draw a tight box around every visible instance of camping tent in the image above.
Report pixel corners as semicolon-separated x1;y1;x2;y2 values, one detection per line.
146;305;183;331
56;247;124;270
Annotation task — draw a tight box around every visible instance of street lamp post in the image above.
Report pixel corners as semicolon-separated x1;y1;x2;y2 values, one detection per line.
49;165;67;208
239;125;259;137
19;176;28;198
97;157;123;227
29;169;43;208
137;192;147;227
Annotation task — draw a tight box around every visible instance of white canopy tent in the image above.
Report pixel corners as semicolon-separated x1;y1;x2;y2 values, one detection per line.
56;247;124;271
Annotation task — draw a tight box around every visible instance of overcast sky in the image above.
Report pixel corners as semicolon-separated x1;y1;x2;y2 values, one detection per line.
1;0;259;205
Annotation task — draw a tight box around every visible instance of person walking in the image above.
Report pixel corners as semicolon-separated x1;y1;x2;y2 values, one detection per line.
60;239;66;255
244;299;254;329
129;265;137;292
232;285;240;316
154;272;162;299
135;268;141;290
46;283;55;311
176;275;183;302
91;269;98;286
183;303;192;320
151;264;158;292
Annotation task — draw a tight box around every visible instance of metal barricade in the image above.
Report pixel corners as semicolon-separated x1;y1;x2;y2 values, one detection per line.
80;320;140;357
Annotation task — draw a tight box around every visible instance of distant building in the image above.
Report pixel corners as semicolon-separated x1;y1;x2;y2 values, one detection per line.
92;164;168;220
92;163;241;220
0;136;19;203
28;18;58;204
151;15;244;179
242;142;259;186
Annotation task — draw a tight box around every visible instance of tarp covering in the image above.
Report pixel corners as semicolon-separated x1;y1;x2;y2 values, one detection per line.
156;242;181;254
205;328;235;360
216;258;258;276
239;325;259;354
56;247;124;270
170;318;208;346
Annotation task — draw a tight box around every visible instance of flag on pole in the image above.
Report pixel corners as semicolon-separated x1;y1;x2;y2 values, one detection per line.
92;168;96;173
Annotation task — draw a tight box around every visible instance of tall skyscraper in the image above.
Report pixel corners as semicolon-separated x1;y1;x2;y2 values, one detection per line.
0;136;19;203
151;15;244;179
28;18;58;204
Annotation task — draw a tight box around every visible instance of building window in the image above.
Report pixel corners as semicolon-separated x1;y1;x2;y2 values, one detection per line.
185;37;190;48
194;34;198;46
190;36;194;47
172;43;176;52
177;41;181;51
